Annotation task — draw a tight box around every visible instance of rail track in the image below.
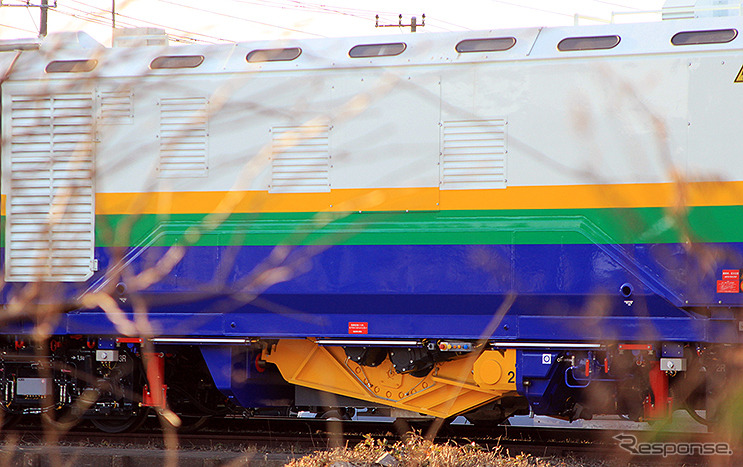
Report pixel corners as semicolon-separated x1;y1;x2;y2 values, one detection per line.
0;416;734;466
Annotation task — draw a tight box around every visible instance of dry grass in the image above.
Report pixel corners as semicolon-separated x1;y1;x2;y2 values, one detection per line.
286;433;580;467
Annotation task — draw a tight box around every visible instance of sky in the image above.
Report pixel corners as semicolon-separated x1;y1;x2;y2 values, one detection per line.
0;0;670;45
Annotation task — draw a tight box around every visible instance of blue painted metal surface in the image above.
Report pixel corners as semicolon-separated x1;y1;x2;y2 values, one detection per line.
200;346;293;407
0;242;740;343
516;351;569;415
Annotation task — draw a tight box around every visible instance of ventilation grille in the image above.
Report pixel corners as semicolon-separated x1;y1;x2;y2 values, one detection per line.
270;125;330;193
159;97;208;177
99;90;133;123
7;93;96;282
441;119;507;190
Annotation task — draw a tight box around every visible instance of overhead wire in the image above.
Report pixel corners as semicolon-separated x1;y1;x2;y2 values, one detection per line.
49;7;111;27
70;1;227;43
1;0;47;4
53;9;204;43
53;4;186;40
64;0;230;43
286;0;413;18
489;0;574;19
9;0;616;45
228;0;459;32
262;0;415;24
5;0;464;44
63;0;219;42
25;5;39;33
235;0;370;20
156;0;326;37
253;0;470;31
0;22;37;34
591;0;643;10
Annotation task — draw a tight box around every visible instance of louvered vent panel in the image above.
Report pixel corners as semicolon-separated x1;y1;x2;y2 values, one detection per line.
441;119;507;190
270;126;330;193
159;97;208;177
99;90;133;123
7;93;96;282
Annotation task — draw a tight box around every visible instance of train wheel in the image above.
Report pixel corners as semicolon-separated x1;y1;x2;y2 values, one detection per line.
91;409;149;434
165;414;211;433
316;408;353;420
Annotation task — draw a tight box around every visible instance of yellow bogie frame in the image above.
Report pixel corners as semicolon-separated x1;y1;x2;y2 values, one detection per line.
263;339;517;418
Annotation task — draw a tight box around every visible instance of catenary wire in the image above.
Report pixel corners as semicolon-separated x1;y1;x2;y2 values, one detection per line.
0;22;38;34
591;0;643;10
243;0;460;31
276;0;465;30
156;0;326;37
25;5;40;33
63;0;229;43
489;0;575;18
52;7;206;43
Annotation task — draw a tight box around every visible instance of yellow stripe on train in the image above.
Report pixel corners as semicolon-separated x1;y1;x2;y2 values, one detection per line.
1;181;741;217
91;181;743;215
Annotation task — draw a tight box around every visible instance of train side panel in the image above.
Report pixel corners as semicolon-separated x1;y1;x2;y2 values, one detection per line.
1;18;743;424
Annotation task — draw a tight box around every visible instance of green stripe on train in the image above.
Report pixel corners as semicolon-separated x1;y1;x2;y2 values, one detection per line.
0;206;738;248
87;205;743;248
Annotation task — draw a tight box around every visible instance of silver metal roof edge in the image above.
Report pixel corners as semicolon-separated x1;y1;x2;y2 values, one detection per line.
0;38;41;52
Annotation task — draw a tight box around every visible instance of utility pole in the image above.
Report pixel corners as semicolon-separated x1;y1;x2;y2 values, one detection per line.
112;0;116;29
2;1;56;37
40;0;48;37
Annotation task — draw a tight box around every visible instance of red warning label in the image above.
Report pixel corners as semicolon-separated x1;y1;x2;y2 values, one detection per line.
722;270;740;280
348;322;368;334
717;280;739;293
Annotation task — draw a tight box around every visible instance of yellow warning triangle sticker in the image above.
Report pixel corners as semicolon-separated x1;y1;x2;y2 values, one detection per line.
736;65;743;83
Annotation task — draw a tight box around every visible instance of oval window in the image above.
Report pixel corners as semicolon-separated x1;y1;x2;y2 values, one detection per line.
150;55;204;69
557;35;620;51
455;37;516;53
349;42;406;58
247;47;302;63
45;59;98;73
671;29;737;45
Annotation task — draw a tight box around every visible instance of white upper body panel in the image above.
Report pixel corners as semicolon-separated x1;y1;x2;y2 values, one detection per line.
1;16;741;196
